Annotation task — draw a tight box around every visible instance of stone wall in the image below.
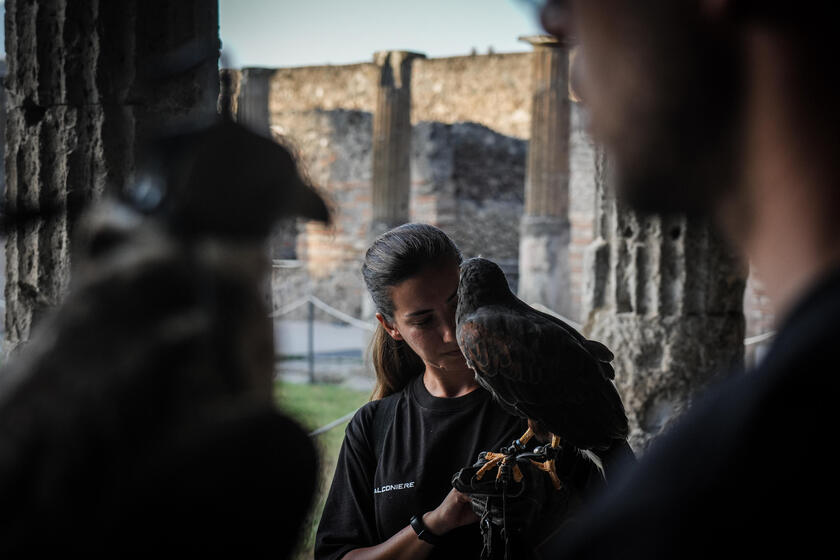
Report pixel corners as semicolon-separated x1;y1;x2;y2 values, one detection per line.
412;121;526;289
411;54;531;139
271;64;378;116
568;102;599;323
3;0;219;350
584;174;747;449
743;269;774;338
743;268;775;367
263;53;533;319
260;49;773;335
269;53;532;139
269;111;526;320
270;109;373;320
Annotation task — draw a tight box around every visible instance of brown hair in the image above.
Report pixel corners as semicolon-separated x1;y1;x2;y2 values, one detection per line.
362;223;462;400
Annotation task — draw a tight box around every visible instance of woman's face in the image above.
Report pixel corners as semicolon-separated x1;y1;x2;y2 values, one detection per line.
377;258;469;373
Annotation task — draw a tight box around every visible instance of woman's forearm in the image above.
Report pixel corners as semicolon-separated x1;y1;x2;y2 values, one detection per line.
341;521;434;560
342;488;476;560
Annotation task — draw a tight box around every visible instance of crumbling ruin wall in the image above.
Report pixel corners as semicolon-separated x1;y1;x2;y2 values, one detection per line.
270;113;526;319
3;0;219;350
568;102;599;323
262;50;772;333
265;54;531;318
412;121;526;290
583;157;747;450
411;53;531;139
271;64;378;117
270;109;373;320
269;53;532;139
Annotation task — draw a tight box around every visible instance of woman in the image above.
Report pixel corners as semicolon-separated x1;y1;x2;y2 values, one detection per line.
314;224;602;559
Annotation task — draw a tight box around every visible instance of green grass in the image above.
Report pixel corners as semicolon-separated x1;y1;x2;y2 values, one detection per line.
274;380;371;560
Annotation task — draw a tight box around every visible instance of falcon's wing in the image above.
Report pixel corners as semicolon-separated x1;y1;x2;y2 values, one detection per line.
528;304;616;380
457;306;628;450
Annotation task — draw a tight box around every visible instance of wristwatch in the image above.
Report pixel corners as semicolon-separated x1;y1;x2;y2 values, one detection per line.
410;514;443;546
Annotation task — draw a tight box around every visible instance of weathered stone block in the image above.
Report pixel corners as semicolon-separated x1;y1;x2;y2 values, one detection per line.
4;0;219;350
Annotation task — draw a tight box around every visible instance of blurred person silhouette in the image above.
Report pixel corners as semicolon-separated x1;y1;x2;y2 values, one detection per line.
0;113;329;556
533;0;840;558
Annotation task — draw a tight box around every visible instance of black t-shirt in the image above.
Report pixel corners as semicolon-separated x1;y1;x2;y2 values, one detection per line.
314;374;528;559
538;266;840;559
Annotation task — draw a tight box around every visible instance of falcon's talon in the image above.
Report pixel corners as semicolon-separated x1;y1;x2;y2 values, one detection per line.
472;415;579;490
474;430;565;489
475;452;507;480
517;427;535;447
530;457;563;490
514;433;565;491
495;463;506;481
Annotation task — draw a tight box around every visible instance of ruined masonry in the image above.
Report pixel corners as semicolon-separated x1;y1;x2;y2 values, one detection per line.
584;154;747;448
3;0;219;352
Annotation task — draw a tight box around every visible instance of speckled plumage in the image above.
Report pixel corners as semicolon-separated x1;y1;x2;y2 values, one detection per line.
456;257;629;452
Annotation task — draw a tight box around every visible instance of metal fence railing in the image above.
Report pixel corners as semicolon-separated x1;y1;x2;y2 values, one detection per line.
271;295;375;384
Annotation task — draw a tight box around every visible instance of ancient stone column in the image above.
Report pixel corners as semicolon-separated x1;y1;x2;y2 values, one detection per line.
236;68;275;138
517;36;572;316
3;0;220;351
370;50;425;235
583;152;746;451
218;68;241;122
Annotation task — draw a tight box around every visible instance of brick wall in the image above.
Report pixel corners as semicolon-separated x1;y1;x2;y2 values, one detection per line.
269;109;372;319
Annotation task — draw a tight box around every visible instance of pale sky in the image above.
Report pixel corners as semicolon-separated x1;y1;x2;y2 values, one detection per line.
219;0;544;69
0;2;543;68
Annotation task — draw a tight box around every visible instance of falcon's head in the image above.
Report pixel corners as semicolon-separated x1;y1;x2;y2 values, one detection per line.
457;258;513;319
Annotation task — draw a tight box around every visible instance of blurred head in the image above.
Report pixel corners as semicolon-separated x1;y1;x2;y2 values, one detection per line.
362;223;464;399
541;0;840;217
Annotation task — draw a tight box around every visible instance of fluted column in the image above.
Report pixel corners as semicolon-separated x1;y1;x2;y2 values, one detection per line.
517;36;572;315
370;50;425;235
583;152;746;450
3;0;220;351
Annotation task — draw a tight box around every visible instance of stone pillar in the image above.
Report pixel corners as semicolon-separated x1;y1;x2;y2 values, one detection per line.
362;50;423;321
234;67;300;267
3;0;220;351
218;68;241;121
517;36;572;316
370;50;425;236
236;68;275;138
583;152;746;451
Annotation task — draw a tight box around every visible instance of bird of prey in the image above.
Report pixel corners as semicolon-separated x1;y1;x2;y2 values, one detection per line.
129;117;329;239
455;257;629;489
0;117;328;555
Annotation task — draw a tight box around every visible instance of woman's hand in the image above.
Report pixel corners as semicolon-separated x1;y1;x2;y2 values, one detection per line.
341;488;478;560
423;487;479;536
